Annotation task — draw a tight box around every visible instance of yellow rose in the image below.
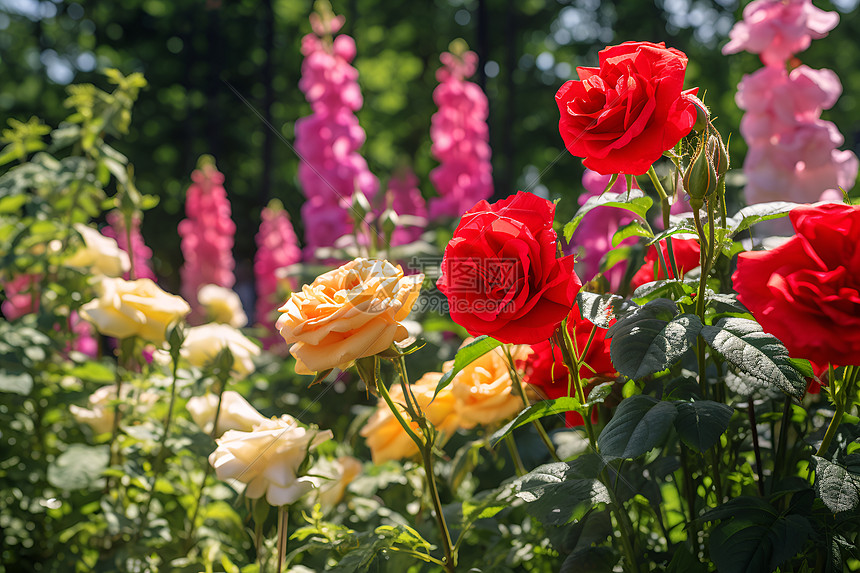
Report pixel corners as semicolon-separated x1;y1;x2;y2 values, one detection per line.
186;390;269;436
209;416;333;506
309;455;363;512
276;258;423;374
70;383;157;435
65;223;131;277
198;284;248;328
449;345;528;429
80;277;191;344
182;324;260;378
360;372;459;464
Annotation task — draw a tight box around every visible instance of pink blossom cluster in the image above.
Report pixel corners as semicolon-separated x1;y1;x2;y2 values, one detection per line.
254;202;301;348
1;273;39;320
104;211;156;281
568;171;637;291
178;160;237;320
428;49;493;220
295;9;378;257
383;168;427;247
724;0;857;205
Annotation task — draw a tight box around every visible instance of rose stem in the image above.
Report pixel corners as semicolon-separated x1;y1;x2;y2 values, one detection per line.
184;377;229;550
502;346;561;463
747;399;766;496
646;165;680;279
774;396;794;488
556;325;640;573
691;202;712;398
376;376;455;572
276;505;289;573
135;342;182;542
816;365;858;457
504;434;526;477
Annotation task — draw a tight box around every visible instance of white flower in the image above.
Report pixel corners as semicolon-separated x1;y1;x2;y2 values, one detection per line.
198;284;248;328
186;390;269;436
70;383;157;435
209;416;333;506
65;223;130;277
182;324;261;378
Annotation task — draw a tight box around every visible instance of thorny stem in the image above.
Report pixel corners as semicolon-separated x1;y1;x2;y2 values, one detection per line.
647;165;680;279
774;396;794;486
692;205;711;398
276;505;289;573
816;365;858;457
502;346;560;462
504;434;526;477
135;345;181;542
376;372;455;572
747;400;766;496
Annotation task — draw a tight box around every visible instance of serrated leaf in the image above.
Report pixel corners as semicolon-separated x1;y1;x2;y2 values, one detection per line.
727;202;799;237
612;219;653;247
700;318;806;399
514;455;610;526
586;382;613;406
813;456;860;513
673;400;734;452
47;444;109;490
435;336;503;398
564;190;653;241
703;496;812;573
648;219;697;244
490;397;582;446
632;279;697;303
576;292;636;328
597;395;678;459
606;300;700;380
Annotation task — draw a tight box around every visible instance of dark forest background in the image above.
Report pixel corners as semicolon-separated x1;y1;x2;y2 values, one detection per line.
2;0;859;285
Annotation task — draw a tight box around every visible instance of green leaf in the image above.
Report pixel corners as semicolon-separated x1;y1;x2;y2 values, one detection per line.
66;361;116;383
0;194;27;214
47;444;110;490
607;299;701;380
705;496;812;573
700;318;806;399
564;190;653;241
435;336;503;398
812;456;860;514
648;219;697;245
514;454;610;526
490;397;582;446
632;279;697;303
0;370;33;395
597;395;678;459
612;219;653;247
727;202;799;237
673;400;734;452
576;291;635;329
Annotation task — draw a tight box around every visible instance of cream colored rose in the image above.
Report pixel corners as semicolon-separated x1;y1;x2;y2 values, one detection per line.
209;416;333;506
360;372;459;464
70;383;157;435
80;277;191;344
186;390;269;436
308;455;363;512
182;324;260;378
449;345;528;429
198;284;248;328
276;258;423;375
65;223;131;277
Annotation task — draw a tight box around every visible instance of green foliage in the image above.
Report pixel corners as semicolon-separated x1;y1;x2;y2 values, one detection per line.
673;400;734;453
434;335;503;398
563;190;654;242
514;455;610;526
597;395;678;460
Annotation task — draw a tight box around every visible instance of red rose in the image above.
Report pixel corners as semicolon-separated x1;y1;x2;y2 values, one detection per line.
556;41;699;176
630;237;701;290
733;203;860;375
437;191;580;344
518;305;615;427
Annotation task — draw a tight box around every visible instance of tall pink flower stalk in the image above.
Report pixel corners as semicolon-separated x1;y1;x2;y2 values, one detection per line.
295;6;378;258
104;211;156;281
1;273;39;320
724;0;857;206
384;168;427;247
254;200;301;348
178;158;237;321
428;46;492;220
